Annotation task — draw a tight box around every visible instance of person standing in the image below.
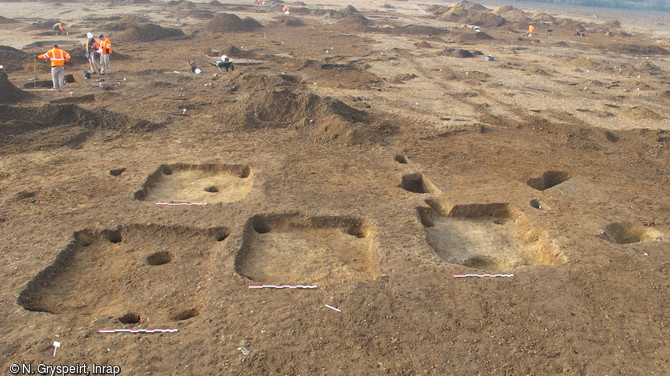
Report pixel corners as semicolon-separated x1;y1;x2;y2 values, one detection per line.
99;34;113;75
36;44;71;91
85;33;101;74
528;25;536;37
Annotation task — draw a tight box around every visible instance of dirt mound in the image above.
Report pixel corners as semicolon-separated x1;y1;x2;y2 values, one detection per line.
606;43;670;55
0;45;32;73
311;8;340;17
115;24;185;43
0;104;160;153
556;18;586;31
220;73;395;144
437;3;504;27
170;0;196;8
569;56;597;68
535;12;556;23
206;13;262;33
118;14;149;23
456;31;495;42
625;107;663;120
605;30;633;37
0;75;30;104
109;0;150;3
300;62;381;90
634;61;662;73
342;5;360;15
467;12;506;27
336;14;373;31
207;45;256;58
528;67;550;76
448;1;489;11
28;20;59;30
442;48;474;58
494;5;529;22
274;16;305;27
388;73;417;84
0;15;19;24
189;10;215;20
102;15;150;31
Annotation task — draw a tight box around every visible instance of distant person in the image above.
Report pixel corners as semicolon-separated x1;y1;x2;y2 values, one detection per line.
283;5;290;14
99;34;113;75
528;25;536;37
52;22;66;35
0;65;7;79
217;55;234;72
36;44;71;91
85;33;101;74
206;55;235;72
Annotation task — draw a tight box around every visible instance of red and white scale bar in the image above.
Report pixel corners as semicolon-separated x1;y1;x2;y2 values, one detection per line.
454;274;514;278
99;329;179;333
248;285;317;289
156;202;208;206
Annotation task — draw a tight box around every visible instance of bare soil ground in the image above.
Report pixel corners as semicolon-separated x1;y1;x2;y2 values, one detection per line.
1;0;669;375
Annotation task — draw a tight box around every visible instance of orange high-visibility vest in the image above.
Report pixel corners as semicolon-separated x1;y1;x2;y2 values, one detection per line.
528;25;536;33
100;38;113;54
38;47;71;67
53;22;64;31
86;40;100;53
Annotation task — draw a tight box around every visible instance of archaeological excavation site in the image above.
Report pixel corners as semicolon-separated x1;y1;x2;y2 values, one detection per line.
0;0;668;374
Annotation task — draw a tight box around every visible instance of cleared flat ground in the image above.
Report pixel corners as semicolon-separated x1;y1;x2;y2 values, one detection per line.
0;0;669;374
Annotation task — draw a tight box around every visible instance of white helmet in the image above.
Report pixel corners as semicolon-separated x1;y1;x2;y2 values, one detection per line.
87;32;93;39
221;55;228;61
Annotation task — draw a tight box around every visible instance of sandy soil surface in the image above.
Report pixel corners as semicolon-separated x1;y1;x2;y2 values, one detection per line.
1;0;669;375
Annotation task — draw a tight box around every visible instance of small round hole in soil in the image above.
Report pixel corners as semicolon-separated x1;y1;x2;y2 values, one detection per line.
118;312;142;324
253;220;271;234
530;199;543;209
162;168;173;175
109;168;126;176
172;308;200;321
106;231;122;243
215;233;228;241
147;251;174;265
347;227;366;238
134;190;147;201
204;186;219;193
395;154;408;164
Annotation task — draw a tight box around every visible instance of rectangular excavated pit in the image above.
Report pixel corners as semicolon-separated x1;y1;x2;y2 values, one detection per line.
17;224;228;323
235;214;379;286
134;163;252;203
419;202;566;271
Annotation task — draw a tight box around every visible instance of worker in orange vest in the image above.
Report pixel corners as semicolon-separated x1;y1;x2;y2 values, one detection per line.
528;25;536;37
99;34;113;75
283;5;290;13
85;33;101;74
52;22;66;35
36;44;71;91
